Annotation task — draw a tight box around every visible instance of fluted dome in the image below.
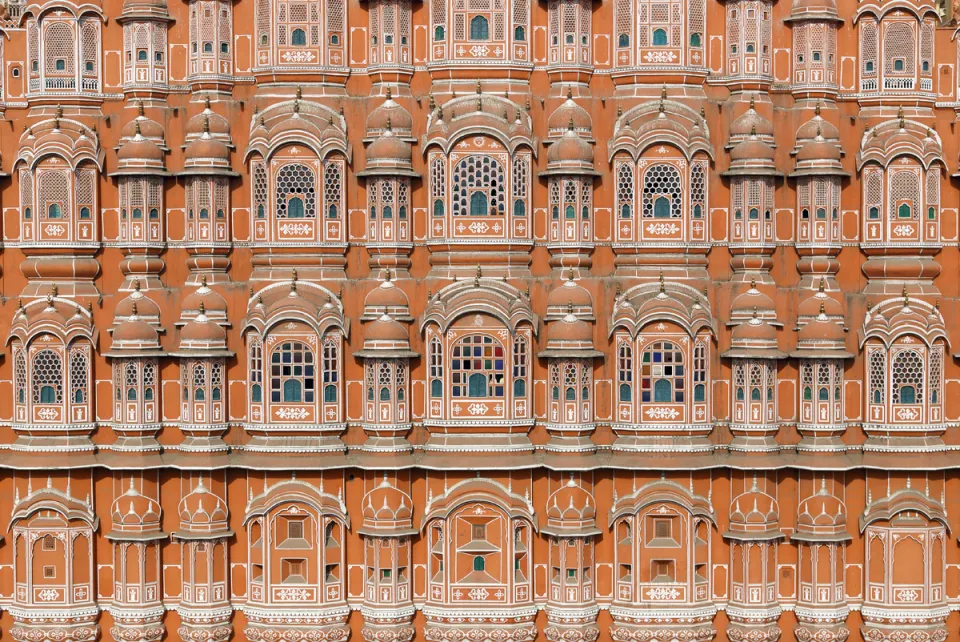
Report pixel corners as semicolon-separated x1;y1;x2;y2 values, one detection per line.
359;123;417;178
795;480;849;541
183;116;233;175
542;476;600;537
727;477;781;538
177;478;230;536
110;480;162;536
730;281;776;321
359;475;415;537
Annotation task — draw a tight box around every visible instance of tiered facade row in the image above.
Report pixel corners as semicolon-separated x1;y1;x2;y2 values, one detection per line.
3;0;960;639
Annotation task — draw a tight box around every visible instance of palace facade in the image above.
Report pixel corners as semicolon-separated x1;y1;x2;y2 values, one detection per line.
0;0;957;639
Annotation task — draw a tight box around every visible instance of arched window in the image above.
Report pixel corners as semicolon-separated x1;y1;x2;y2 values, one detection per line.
618;342;633;402
512;336;528;399
138;50;148;61
193;364;207;402
15;353;26;404
48;204;62;219
690;32;701;47
897;203;911;218
515;200;526;217
292;28;307;45
434;200;445;217
288;198;305;219
619;33;629;47
653;28;667;45
470;191;489;216
693;342;706;402
32;349;63;404
452;335;505;399
435;25;445;40
430;336;444;398
323;338;339;403
276;164;317;219
270;342;316;404
654;197;670;218
283;379;302;402
641;341;684;404
453;155;506;217
514;25;525;41
250;338;264;403
470;15;489;40
473;556;485;571
892;350;923;405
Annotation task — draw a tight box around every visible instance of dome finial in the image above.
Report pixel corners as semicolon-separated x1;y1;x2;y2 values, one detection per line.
385;86;392;100
815;101;821;116
659;271;666;294
137;100;145;117
661;84;667;100
296;85;302;101
750;125;757;137
567;85;573;100
476;79;482;94
204;95;211;110
133;278;141;292
749;95;755;110
203;115;210;135
475;265;482;287
198;300;206;316
568;117;574;131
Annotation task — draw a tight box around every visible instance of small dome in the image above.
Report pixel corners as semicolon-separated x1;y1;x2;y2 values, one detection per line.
547;89;593;138
730;132;775;162
796;106;840;143
115;281;161;321
797;308;846;346
730;98;774;140
362;476;413;524
366;91;414;138
178;478;229;532
731;282;776;319
546;476;597;523
179;303;228;349
796;132;841;163
111;479;162;533
797;281;844;319
729;478;780;532
366;127;413;165
731;314;778;345
181;279;228;321
797;481;847;534
116;122;164;170
364;276;410;311
790;0;838;17
546;275;594;312
547;125;594;166
546;312;593;345
184;135;231;163
112;305;161;350
360;476;414;536
365;314;409;343
186;97;231;139
119;103;165;142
